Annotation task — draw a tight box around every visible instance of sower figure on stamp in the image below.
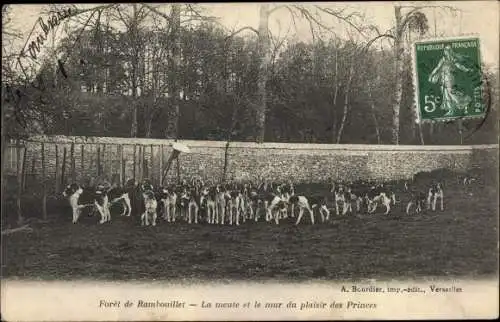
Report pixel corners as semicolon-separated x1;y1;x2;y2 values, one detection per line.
428;45;473;116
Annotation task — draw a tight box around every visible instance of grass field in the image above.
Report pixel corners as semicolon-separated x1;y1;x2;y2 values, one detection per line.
2;181;498;281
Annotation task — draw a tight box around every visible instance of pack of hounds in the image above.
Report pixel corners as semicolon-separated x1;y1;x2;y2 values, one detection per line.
61;170;466;226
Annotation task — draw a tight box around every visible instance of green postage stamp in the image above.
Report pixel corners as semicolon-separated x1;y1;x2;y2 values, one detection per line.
412;36;485;122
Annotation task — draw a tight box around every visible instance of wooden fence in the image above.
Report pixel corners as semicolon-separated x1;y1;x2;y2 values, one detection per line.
3;138;183;224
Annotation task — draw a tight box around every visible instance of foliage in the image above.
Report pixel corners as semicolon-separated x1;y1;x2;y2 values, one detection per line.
2;7;497;145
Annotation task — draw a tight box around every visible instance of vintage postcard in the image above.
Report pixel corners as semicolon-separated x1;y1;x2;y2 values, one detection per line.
1;1;498;321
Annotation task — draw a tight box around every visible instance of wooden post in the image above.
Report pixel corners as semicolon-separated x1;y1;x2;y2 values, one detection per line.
138;145;143;182
97;145;101;177
102;144;107;179
61;146;67;187
16;139;24;225
41;142;47;220
136;145;140;181
142;145;146;181
88;145;93;170
31;156;36;185
176;157;180;184
120;145;125;186
70;143;76;183
113;145;118;184
55;145;59;193
133;145;137;180
150;144;154;185
142;145;147;180
21;146;28;193
159;145;163;186
80;144;85;182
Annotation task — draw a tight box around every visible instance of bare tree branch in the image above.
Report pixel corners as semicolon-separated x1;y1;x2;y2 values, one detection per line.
314;5;367;38
268;5;287;15
362;33;396;53
285;6;299;33
225;26;259;42
293;5;336;33
115;6;132;30
2;31;22;39
66;4;119;19
185;4;219;23
398;5;461;35
142;4;172;23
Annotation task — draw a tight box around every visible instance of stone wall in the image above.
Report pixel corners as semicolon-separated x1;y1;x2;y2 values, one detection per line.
4;136;498;194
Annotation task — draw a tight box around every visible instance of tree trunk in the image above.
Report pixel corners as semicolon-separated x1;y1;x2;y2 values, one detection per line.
0;88;6;221
336;61;354;144
55;145;59;193
130;4;139;138
331;42;339;143
418;121;425;145
16;139;23;226
70;142;76;183
255;4;270;143
145;97;155;138
392;6;404;145
145;115;153;138
166;4;181;139
367;81;381;144
145;46;158;138
21;146;27;193
41;142;47;220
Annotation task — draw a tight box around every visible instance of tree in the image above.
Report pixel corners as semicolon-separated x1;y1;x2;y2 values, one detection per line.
112;4;150;137
224;4;365;143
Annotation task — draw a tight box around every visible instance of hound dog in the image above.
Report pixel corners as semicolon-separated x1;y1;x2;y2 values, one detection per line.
365;184;396;215
280;182;296;218
158;186;177;222
406;190;428;215
94;185;112;224
214;184;228;225
265;194;288;225
140;180;155;194
257;182;274;221
186;186;202;224
334;184;363;215
288;195;326;225
427;182;444;212
201;186;218;224
238;184;253;222
332;183;350;216
140;190;158;226
176;184;188;221
178;187;191;222
107;186;132;217
227;189;243;225
276;183;295;219
247;185;261;222
63;184;94;224
458;174;476;185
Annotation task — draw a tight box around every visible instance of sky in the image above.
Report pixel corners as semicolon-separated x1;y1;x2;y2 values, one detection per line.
4;1;499;72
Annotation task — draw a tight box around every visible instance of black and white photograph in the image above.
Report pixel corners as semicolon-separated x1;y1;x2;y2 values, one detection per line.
1;2;498;320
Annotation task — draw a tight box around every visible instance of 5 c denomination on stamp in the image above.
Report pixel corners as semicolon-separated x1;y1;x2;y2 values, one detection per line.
412;36;485;123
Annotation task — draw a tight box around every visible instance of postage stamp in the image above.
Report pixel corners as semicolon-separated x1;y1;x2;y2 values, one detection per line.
412;36;485;123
